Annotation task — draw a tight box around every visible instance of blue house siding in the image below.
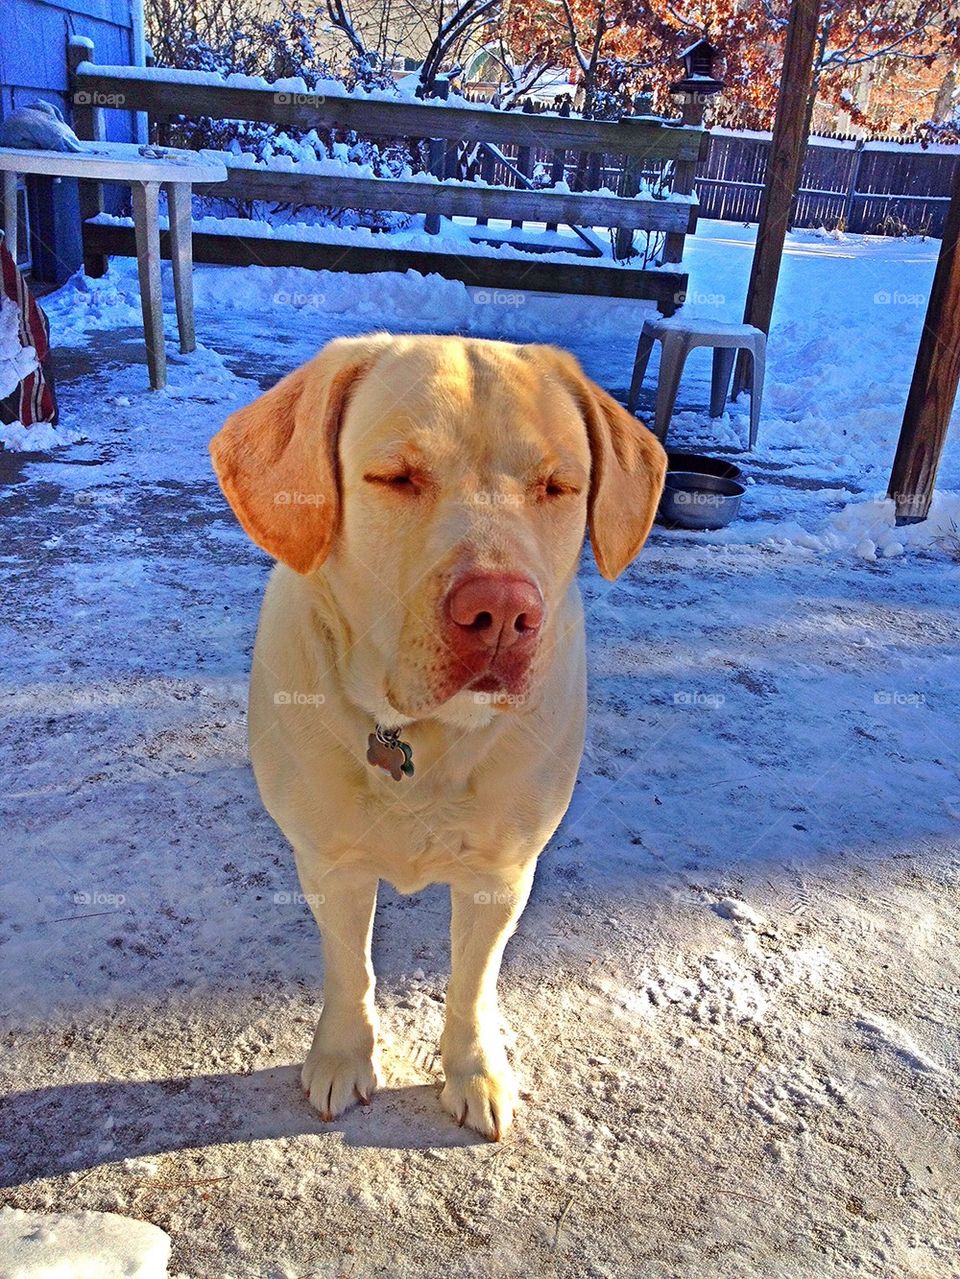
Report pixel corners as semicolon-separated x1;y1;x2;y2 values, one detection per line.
1;0;137;281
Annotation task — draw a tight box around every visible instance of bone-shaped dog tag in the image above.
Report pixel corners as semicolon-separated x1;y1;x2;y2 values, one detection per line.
367;732;414;781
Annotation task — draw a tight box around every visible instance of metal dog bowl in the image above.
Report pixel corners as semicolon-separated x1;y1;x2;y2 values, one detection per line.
666;450;743;482
658;471;745;530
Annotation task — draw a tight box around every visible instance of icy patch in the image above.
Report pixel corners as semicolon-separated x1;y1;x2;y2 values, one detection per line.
0;1208;171;1278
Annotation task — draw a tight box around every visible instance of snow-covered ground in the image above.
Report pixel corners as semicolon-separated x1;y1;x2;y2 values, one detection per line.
1;222;959;1278
0;1207;171;1278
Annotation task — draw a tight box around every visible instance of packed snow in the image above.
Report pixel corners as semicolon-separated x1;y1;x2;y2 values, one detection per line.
215;143;696;202
0;1208;171;1278
1;221;958;1278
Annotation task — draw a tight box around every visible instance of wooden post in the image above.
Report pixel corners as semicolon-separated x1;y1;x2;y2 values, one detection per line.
67;36;108;278
513;101;535;229
444;139;459;179
614;150;643;261
663;94;705;264
732;0;820;397
546;148;567;234
512;142;532;228
476;147;496;227
840;137;864;231
424;138;445;234
423;78;450;235
546;100;570;234
887;161;960;524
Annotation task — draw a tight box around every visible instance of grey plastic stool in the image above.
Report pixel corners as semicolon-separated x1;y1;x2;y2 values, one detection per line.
627;316;766;448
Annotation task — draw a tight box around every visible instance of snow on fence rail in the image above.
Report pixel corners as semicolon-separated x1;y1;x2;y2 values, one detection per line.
698;130;959;236
68;38;708;311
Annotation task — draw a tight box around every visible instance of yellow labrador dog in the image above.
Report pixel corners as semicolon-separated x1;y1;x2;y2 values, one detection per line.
210;334;665;1140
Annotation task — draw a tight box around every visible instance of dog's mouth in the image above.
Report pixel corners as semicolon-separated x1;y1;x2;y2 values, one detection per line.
460;645;536;705
466;669;530;710
470;673;507;694
386;649;536;718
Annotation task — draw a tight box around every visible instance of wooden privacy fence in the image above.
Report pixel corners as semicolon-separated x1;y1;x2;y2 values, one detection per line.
69;42;707;312
697;130;959;236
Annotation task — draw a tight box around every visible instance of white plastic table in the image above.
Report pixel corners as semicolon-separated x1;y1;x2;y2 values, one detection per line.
0;141;227;389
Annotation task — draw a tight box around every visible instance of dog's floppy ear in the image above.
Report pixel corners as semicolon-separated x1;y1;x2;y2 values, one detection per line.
209;336;386;575
546;349;667;580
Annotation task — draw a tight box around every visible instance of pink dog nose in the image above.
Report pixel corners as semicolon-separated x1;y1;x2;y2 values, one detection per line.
446;575;544;653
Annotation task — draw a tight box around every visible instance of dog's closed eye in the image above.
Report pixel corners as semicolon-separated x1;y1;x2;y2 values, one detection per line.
533;474;583;501
364;468;427;494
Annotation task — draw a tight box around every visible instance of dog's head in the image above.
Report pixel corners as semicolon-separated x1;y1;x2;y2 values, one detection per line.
210;334;665;722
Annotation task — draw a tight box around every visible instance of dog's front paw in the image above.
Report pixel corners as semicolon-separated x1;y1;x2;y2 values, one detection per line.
440;1043;518;1141
302;1020;380;1121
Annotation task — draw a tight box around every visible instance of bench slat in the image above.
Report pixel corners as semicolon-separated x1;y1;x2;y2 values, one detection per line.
207;167;696;234
73;69;705;161
84;220;685;310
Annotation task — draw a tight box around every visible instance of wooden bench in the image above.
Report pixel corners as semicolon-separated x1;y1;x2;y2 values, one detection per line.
68;40;708;313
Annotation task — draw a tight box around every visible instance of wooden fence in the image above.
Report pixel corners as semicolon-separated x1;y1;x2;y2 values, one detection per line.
696;130;959;236
69;46;707;311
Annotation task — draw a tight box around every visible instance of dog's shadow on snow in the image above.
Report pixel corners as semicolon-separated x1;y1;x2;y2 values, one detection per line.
1;1067;487;1186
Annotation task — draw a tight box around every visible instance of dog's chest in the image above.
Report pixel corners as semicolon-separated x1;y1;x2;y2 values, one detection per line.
329;744;541;891
335;786;488;892
329;792;470;895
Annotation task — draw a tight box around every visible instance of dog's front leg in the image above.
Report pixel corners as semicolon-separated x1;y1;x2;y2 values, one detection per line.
296;862;381;1120
440;863;536;1140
